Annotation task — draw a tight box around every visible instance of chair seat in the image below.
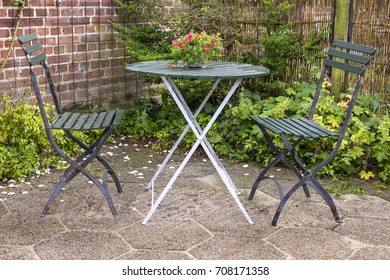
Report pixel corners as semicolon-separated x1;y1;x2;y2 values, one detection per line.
51;109;125;131
250;116;339;139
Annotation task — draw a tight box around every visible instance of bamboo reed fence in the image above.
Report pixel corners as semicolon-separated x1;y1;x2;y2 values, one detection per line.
229;0;389;100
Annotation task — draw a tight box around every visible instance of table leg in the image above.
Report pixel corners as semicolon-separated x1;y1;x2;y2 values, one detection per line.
167;78;240;194
142;77;253;224
146;79;222;190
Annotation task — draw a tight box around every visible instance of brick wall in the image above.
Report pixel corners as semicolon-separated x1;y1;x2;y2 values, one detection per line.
0;0;138;109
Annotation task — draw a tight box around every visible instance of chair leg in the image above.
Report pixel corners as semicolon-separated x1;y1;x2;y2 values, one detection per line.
42;159;84;216
271;175;341;226
250;129;310;201
280;135;311;198
99;171;118;216
66;129;123;193
309;177;341;223
271;178;307;226
43;128;120;217
248;156;281;200
99;161;122;193
42;176;68;217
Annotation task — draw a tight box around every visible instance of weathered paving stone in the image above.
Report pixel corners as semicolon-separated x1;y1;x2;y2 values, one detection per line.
35;231;130;260
350;247;390;260
195;206;279;239
336;194;390;219
334;217;390;246
265;227;355;259
119;220;211;251
0;246;38;260
118;250;193;260
0;201;10;217
0;214;64;246
189;235;286;260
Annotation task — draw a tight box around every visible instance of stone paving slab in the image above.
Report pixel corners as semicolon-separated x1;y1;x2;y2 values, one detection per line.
0;137;389;260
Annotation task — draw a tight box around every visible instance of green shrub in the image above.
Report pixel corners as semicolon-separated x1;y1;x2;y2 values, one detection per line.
0;95;96;181
119;81;390;184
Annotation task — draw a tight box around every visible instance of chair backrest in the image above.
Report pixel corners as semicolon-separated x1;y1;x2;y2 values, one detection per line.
308;40;376;123
18;33;62;127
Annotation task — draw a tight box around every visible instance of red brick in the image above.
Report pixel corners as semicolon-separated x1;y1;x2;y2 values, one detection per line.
70;18;90;25
87;69;103;79
23;8;34;17
50;27;60;36
74;88;89;101
3;68;16;80
20;18;44;27
36;28;49;37
0;19;15;28
0;9;7;17
72;52;87;62
87;43;99;52
87;25;97;33
61;8;84;17
48;8;59;17
2;0;13;7
36;8;48;17
52;64;68;75
85;8;96;16
74;26;86;35
76;44;87;52
17;68;31;79
30;0;47;5
44;46;55;55
57;90;75;105
47;16;67;26
0;29;10;38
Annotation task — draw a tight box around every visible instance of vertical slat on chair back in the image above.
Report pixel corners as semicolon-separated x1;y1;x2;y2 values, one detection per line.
18;33;62;116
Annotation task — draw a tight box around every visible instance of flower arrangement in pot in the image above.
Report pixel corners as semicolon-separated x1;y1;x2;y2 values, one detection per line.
169;30;223;68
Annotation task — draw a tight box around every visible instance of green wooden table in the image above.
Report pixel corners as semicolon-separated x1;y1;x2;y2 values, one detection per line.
126;61;270;224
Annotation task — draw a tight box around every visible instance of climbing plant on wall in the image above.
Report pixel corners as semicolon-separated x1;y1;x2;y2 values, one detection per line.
0;0;26;75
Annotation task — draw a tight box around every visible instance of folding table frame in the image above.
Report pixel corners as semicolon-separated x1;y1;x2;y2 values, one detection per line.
125;61;270;224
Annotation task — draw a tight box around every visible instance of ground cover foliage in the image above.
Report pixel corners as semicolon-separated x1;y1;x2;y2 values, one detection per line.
1;1;388;194
0;94;102;181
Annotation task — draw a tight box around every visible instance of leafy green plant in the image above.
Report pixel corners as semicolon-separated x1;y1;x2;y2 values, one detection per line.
120;80;390;186
0;95;55;180
327;179;365;196
10;0;25;6
111;0;247;63
111;0;173;61
0;95;97;181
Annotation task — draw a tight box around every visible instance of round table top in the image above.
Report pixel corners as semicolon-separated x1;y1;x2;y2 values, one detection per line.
125;60;270;79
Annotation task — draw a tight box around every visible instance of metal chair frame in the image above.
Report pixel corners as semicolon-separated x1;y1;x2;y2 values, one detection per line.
18;33;124;217
248;40;376;225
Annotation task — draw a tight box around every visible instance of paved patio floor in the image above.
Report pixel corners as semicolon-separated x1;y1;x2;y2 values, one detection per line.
1;137;390;260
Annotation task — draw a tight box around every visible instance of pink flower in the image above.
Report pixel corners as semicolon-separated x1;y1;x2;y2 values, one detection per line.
203;45;210;51
185;34;192;42
179;43;184;49
210;40;215;46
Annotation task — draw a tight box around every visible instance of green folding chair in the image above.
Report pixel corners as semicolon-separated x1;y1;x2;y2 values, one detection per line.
249;40;376;225
18;33;125;217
